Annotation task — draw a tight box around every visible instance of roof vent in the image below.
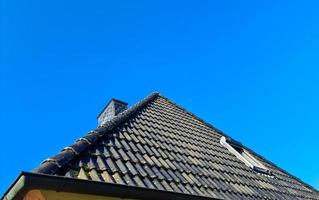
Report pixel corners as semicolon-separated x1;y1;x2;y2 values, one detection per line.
97;99;128;126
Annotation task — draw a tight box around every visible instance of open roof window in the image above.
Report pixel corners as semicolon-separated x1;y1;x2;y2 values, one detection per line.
220;136;273;177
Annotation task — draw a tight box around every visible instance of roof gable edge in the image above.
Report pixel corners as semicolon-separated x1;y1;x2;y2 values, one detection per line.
158;95;231;139
159;95;319;194
33;92;159;175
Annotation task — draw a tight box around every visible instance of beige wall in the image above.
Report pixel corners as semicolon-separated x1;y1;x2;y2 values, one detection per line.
23;189;135;200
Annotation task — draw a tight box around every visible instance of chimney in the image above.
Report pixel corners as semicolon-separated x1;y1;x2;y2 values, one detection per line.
97;98;128;126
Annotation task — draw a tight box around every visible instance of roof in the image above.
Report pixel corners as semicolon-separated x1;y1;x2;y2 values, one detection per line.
33;92;319;200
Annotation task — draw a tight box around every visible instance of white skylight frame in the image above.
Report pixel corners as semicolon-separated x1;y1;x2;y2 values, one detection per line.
220;136;273;176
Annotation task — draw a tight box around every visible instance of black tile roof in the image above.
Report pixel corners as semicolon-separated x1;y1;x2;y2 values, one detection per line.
34;92;319;200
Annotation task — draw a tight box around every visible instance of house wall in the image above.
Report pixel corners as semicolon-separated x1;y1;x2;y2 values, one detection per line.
23;189;136;200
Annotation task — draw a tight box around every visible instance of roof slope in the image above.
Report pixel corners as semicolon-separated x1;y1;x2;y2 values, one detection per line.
34;93;319;200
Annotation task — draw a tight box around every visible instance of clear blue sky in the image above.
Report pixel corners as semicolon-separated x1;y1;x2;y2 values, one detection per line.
1;0;319;194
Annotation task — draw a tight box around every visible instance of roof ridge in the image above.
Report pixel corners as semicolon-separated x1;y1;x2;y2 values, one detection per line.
33;92;159;174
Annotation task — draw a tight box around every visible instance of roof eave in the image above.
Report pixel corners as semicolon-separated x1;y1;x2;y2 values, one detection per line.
1;172;220;200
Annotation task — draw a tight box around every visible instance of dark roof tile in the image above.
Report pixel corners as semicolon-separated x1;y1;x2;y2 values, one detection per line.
151;166;165;180
102;146;111;158
135;153;146;164
114;138;122;149
96;156;107;170
109;146;120;160
120;139;131;151
133;175;146;188
185;184;197;195
143;144;153;156
159;168;173;182
118;148;129;161
134;163;147;177
105;157;118;173
123;173;135;186
161;179;174;192
150;146;161;157
177;183;191;194
115;159;127;174
112;172;125;185
100;169;113;183
87;157;98;170
152;179;165;191
89;169;103;182
143;177;156;189
125;161;138;176
143;154;154;166
167;169;180;183
169;181;182;193
126;150;138;163
174;170;188;184
143;165;156;179
158;157;170;169
128;141;139;153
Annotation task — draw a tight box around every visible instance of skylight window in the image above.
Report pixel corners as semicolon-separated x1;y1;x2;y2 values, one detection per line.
220;136;273;176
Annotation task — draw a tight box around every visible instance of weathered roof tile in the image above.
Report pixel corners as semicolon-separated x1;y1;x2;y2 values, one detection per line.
135;163;147;177
144;165;156;179
112;172;125;184
115;159;127;174
143;177;156;189
125;161;138;176
89;169;103;182
133;175;146;188
151;166;165;180
123;173;134;186
105;157;117;173
101;168;114;183
118;148;129;161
